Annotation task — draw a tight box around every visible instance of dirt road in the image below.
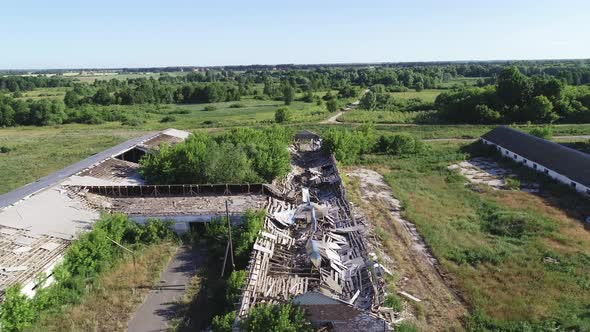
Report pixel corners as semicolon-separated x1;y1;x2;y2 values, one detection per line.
346;167;466;331
320;111;344;124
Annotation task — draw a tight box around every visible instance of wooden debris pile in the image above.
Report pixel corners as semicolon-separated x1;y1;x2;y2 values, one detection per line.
237;141;393;327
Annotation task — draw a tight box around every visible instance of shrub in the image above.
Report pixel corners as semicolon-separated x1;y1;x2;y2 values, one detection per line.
275;107;292;123
225;270;247;306
202;105;217;112
160;115;177;123
229;103;245;108
211;311;236;332
121;117;145;127
479;203;555;239
0;146;13;153
377;133;424;156
396;322;418;332
383;294;403;311
446;246;507;266
0;285;35;332
529;126;553;140
504;177;521;190
239;304;312;332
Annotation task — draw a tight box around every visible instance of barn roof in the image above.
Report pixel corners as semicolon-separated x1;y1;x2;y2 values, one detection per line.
481;126;590;187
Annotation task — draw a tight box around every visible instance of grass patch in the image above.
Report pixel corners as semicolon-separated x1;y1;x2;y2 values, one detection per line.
361;141;590;330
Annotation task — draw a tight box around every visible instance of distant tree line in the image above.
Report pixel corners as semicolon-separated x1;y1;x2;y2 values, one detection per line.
0;75;74;93
435;66;590;124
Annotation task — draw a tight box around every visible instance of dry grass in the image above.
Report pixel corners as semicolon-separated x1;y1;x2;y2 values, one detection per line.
345;168;466;331
30;242;178;332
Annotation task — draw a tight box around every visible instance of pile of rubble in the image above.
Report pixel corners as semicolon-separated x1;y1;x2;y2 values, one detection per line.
237;139;394;329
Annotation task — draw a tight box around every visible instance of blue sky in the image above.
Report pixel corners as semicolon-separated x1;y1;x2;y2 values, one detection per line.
1;0;589;69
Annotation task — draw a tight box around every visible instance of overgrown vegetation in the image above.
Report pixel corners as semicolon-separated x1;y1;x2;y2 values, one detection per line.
238;304;312;332
321;125;424;165
349;140;590;331
139;127;292;184
0;214;175;332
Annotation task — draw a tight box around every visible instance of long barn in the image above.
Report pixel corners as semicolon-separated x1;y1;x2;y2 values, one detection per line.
480;126;590;195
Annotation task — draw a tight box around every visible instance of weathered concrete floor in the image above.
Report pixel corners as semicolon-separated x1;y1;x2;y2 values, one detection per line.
128;245;200;332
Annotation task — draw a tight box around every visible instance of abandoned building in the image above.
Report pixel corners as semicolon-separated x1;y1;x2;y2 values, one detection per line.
0;128;395;329
0;128;191;297
481;126;590;195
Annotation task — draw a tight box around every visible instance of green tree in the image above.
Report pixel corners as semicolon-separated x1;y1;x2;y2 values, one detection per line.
525;95;558;123
497;66;532;107
360;91;377;110
474;104;501;124
282;84;295;105
326;98;339;113
211;311;236;332
275;107;292;123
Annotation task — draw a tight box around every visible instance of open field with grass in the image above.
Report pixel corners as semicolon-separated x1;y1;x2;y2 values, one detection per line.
27;241;178;331
15;87;68;100
0;125;147;194
391;89;442;103
356;141;590;330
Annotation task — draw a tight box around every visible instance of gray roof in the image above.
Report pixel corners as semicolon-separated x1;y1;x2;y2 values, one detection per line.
294;130;320;140
481;126;590;187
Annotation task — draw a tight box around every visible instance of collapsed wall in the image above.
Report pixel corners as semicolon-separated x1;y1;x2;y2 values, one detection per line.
236;139;393;328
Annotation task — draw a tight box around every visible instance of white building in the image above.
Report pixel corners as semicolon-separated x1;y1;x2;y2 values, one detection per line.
480;126;590;196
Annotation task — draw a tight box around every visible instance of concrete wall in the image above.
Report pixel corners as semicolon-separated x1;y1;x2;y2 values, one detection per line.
480;138;590;196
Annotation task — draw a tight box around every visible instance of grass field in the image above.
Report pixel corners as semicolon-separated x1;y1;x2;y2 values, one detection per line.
358;141;590;329
0;126;146;194
16;87;68;100
391;89;442;103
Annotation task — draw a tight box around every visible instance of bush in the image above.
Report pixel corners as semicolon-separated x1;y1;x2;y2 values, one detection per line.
377;133;424;156
121;117;145;127
229;103;245;108
275;107;292;123
529;126;553;140
504;177;521;190
0;285;35;332
202;105;217;111
383;294;403;311
479;203;555;239
0;146;13;153
225;270;247;306
211;311;236;332
160;115;177;123
239;304;312;332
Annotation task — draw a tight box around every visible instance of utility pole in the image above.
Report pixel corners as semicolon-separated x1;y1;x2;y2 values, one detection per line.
220;200;235;277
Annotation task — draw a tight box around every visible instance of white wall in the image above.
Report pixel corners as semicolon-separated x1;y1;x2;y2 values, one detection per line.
480;138;590;195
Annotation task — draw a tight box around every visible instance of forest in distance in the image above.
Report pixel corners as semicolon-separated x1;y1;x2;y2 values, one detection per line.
0;59;590;128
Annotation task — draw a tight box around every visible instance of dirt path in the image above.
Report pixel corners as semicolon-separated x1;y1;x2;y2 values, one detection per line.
345;168;466;331
128;245;201;332
320;111;344;124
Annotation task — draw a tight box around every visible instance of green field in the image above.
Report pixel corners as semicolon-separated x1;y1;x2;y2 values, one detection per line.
358;141;590;329
15;87;68;100
390;88;442;102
